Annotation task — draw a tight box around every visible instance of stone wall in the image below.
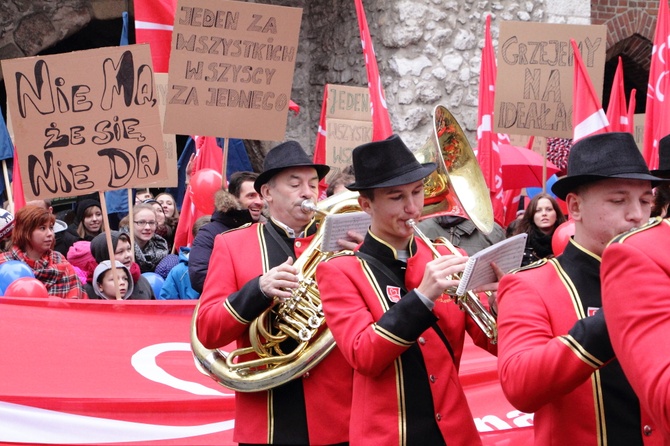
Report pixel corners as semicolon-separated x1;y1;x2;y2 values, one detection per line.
3;0;660;156
0;0;127;79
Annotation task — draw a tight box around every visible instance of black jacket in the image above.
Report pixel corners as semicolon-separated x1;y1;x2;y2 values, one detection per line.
188;209;254;293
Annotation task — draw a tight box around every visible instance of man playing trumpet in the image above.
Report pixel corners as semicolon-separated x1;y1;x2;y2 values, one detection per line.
316;134;498;445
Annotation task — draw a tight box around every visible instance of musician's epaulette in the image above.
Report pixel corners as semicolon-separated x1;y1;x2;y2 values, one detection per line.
221;222;253;235
507;258;548;275
609;216;663;245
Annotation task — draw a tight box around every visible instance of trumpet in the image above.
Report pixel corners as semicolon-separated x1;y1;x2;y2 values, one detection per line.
407;219;497;343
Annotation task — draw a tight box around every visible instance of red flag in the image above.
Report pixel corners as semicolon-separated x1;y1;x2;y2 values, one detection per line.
606;57;632;133
628;88;637;132
11;147;25;212
354;0;393;140
643;0;670;169
134;0;176;73
571;39;610;142
476;15;505;226
502;189;522;227
289;100;300;115
313;88;329;200
173;136;223;249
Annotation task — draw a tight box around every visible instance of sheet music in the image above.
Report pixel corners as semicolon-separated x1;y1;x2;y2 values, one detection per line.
455;233;527;295
321;212;371;252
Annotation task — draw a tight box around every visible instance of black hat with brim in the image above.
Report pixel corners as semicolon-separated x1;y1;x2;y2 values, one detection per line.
552;132;665;200
346;134;436;191
651;134;670;178
254;141;330;193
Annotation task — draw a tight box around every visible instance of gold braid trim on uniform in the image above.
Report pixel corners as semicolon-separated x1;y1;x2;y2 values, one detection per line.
609;216;663;245
558;334;605;368
224;300;251;325
508;258;547;275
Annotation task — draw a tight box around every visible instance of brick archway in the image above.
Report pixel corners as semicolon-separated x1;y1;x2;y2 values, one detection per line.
592;0;661;112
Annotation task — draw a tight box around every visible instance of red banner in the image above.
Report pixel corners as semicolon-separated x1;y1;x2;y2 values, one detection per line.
0;298;235;445
0;298;532;445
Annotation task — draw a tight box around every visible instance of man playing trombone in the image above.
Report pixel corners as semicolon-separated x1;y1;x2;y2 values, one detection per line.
316;134;498;445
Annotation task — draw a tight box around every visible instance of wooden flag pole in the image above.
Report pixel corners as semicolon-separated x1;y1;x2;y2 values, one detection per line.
221;138;229;189
2;160;13;211
99;191;122;300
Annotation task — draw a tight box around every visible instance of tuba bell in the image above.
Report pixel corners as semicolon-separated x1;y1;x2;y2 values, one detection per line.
407;104;498;342
190;190;361;392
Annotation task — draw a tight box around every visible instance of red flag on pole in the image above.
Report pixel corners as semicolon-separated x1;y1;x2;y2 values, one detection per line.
606;57;633;133
571;39;610;142
643;0;670;169
11;148;25;212
173;136;223;249
354;0;393;140
627;88;637;132
502;189;522;227
134;0;176;73
476;15;505;226
313;88;329;200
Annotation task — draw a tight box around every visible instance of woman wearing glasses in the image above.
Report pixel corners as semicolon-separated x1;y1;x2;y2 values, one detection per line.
122;203;169;273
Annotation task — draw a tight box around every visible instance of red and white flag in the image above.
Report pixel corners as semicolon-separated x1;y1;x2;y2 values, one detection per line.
173;136;223;249
476;15;505;226
134;0;176;73
354;0;393;140
571;39;610;142
643;0;670;169
606;57;633;133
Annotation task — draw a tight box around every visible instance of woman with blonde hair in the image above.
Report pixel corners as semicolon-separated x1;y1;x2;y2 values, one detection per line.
121;203;169;273
0;205;86;298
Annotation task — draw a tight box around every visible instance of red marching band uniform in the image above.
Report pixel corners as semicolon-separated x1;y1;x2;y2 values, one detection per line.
497;238;661;445
196;221;352;445
602;217;670;443
316;232;496;446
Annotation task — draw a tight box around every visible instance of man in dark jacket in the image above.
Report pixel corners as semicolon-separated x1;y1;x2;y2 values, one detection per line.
189;171;263;293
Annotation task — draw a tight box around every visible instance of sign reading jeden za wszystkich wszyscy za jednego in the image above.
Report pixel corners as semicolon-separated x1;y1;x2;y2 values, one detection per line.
164;0;302;141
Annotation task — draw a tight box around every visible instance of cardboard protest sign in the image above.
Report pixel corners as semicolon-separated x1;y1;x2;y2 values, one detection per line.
494;22;607;139
2;44;167;201
325;84;372;180
164;0;302;140
634;113;645;152
145;73;178;187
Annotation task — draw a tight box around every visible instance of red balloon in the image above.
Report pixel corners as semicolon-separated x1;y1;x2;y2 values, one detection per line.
189;168;223;214
552;220;575;256
4;277;49;298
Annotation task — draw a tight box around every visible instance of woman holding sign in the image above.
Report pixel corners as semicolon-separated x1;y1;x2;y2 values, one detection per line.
0;205;86;298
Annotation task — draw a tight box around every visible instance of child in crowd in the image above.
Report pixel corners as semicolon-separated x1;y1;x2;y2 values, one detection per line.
159;215;210;300
92;260;133;300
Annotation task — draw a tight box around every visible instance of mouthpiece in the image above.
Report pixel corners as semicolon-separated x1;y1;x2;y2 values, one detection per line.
300;200;318;214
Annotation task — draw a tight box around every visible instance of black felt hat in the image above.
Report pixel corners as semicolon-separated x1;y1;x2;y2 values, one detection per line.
346;134;436;191
254;141;330;193
552;132;663;200
651;134;670;178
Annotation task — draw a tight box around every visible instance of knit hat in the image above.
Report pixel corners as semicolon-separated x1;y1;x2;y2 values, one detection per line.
154;254;179;279
0;208;14;243
75;199;101;224
90;231;131;263
67;241;97;284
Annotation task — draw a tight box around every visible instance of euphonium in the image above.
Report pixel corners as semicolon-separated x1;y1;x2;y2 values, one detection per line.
190;190;361;392
407;104;498;343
